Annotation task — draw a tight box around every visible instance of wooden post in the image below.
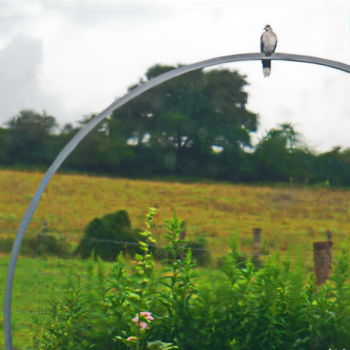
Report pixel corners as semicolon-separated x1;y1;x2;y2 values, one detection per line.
179;221;187;260
326;230;332;242
252;228;261;262
313;241;332;285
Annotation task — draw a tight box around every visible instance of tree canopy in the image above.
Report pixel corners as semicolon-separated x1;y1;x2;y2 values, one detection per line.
0;64;349;186
110;64;258;178
4;109;57;166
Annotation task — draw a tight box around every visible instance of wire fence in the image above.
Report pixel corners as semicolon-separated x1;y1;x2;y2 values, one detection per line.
0;226;334;264
0;229;225;253
0;228;324;279
0;229;334;320
0;226;329;273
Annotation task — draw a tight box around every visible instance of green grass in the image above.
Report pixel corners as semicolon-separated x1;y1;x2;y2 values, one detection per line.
2;169;350;348
0;255;108;350
0;254;220;350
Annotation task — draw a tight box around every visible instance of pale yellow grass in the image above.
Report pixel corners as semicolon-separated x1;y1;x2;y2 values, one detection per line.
1;169;350;261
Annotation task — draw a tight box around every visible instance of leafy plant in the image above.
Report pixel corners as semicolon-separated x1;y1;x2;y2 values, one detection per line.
36;210;350;350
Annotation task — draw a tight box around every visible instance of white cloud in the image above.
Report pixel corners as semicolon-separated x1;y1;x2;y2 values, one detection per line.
0;0;350;151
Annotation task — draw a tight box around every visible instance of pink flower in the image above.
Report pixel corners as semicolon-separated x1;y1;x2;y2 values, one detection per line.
140;312;154;321
126;336;138;342
132;312;154;329
139;322;149;329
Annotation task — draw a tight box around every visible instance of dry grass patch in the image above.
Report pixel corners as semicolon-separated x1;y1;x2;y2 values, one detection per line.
1;169;350;262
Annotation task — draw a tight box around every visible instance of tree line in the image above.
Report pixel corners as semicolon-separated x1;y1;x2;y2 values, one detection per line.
1;64;350;186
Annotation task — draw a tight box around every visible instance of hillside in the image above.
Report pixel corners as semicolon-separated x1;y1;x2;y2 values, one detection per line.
1;169;350;260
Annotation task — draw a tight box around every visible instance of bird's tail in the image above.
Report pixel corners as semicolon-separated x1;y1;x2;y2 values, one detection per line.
262;59;271;77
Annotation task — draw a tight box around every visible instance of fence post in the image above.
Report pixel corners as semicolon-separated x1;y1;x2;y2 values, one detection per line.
313;241;332;285
252;228;261;263
326;230;332;242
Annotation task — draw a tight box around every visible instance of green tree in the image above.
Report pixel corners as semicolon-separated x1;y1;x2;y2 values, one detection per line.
314;147;350;186
0;127;10;165
63;115;133;174
253;123;312;182
5;109;57;166
109;64;258;179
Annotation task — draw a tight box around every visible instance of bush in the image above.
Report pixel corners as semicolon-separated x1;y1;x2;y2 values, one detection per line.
75;209;142;260
0;235;14;253
30;232;70;257
0;232;71;257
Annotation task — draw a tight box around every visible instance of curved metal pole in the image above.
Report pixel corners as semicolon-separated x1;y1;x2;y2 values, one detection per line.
4;52;350;349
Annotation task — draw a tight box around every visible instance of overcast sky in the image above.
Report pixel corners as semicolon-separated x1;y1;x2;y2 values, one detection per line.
1;0;350;151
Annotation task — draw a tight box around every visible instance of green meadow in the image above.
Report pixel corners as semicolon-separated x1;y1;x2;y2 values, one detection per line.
0;255;98;349
1;169;350;348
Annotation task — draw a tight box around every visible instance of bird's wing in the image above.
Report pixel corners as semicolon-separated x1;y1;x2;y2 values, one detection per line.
260;33;265;52
271;32;278;52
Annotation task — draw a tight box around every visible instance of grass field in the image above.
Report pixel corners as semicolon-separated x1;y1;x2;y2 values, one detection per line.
1;169;350;258
1;169;350;348
0;255;101;350
0;254;219;350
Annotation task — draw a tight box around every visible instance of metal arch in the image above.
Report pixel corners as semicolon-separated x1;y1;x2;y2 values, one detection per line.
4;52;350;349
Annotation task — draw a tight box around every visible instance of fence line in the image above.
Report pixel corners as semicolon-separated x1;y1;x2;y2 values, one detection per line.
0;224;170;235
0;228;322;278
0;231;218;252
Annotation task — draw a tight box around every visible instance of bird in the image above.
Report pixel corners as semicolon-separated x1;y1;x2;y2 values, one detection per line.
260;25;278;77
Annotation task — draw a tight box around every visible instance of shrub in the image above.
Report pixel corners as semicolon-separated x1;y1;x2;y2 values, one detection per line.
0;232;71;257
27;232;71;257
0;235;14;253
75;209;142;260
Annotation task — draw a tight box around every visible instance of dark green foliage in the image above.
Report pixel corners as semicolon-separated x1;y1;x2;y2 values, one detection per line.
110;64;257;180
0;127;10;164
252;123;313;183
35;288;94;350
0;236;14;253
28;232;71;257
156;235;211;267
75;209;142;260
0;232;70;257
5;109;57;166
36;211;350;350
2;70;350;186
184;236;211;266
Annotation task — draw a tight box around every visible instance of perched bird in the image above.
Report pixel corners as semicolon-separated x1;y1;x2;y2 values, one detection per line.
260;25;277;77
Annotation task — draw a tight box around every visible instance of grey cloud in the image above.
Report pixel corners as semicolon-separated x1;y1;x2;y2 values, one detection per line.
0;35;62;124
